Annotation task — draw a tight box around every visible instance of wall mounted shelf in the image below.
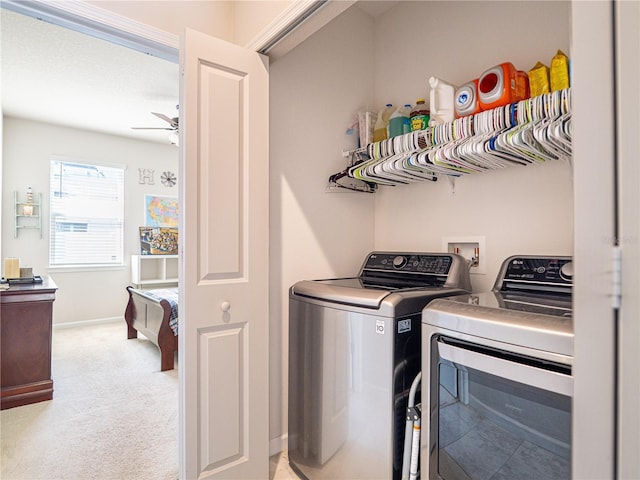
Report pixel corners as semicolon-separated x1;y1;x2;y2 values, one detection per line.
14;191;42;238
332;88;572;190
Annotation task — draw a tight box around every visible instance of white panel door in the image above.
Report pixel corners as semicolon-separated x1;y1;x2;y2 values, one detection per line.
571;1;616;478
616;0;640;476
178;28;269;480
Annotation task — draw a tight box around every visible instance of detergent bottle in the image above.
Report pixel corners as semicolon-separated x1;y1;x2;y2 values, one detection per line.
478;62;530;111
550;50;570;91
402;104;412;135
528;61;550;97
387;105;411;138
428;77;456;126
410;99;430;131
454;79;481;118
373;104;394;142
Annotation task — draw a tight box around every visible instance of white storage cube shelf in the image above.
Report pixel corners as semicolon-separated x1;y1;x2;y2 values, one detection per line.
131;255;178;287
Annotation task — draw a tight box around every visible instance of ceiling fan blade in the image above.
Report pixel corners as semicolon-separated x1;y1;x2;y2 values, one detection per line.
131;127;174;130
152;112;178;127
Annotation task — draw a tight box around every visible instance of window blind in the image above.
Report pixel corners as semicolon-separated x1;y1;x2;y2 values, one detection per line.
49;159;125;266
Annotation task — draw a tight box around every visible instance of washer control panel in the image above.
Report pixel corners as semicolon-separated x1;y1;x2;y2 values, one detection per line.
496;256;573;292
363;253;453;275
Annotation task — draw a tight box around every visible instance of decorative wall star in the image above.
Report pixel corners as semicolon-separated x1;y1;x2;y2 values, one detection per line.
161;171;177;187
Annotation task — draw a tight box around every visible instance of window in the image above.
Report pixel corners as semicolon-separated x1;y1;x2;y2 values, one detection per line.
49;158;125;267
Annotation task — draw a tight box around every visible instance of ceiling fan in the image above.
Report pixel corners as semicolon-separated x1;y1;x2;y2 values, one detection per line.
132;112;179;131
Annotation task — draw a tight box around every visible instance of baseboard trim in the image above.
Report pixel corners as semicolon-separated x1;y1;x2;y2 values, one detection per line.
269;433;288;456
53;317;122;329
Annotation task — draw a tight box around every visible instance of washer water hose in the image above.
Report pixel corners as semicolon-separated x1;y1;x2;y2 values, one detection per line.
401;372;421;480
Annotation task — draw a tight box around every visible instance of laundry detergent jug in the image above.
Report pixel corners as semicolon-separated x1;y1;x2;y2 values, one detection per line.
428;77;456;126
454;79;481;118
478;62;530;111
373;103;394;142
387;105;411;138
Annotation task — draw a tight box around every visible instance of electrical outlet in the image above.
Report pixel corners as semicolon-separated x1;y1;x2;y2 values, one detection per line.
442;236;486;275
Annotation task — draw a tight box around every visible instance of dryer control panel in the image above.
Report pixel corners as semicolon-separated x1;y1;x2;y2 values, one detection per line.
494;256;573;293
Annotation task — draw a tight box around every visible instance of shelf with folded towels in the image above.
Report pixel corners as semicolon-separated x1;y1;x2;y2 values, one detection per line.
328;88;572;191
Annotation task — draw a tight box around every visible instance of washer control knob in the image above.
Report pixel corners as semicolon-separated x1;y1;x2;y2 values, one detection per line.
393;255;407;269
560;262;574;281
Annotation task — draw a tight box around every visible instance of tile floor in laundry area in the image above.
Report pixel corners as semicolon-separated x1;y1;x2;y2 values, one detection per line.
271;450;301;479
437;387;570;480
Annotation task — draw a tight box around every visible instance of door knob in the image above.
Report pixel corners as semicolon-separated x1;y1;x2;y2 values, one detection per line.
220;301;231;312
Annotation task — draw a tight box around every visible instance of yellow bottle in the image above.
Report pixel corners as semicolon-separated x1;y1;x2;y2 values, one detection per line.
373;104;393;142
550;50;570;91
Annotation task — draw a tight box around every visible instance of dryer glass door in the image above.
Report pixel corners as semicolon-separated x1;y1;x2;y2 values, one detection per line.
431;336;572;479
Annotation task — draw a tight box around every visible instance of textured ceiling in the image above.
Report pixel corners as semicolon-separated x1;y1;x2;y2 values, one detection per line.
1;8;179;145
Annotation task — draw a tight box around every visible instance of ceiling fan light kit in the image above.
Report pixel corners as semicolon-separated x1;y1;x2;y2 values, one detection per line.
132;110;179;145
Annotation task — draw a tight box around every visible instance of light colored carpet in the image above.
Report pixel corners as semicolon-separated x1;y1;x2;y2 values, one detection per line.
1;321;178;480
1;321;300;480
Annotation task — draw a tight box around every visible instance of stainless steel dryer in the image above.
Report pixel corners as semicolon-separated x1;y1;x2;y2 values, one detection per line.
422;255;573;480
288;251;472;480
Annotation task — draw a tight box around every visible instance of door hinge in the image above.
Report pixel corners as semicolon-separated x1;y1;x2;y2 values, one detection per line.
612;245;622;309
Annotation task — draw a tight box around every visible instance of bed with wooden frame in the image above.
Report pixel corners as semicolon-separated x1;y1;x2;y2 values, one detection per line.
124;286;178;371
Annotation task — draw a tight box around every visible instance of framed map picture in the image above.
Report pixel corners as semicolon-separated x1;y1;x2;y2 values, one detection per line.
145;195;179;227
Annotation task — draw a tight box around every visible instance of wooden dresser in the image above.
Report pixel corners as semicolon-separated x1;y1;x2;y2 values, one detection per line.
1;277;57;409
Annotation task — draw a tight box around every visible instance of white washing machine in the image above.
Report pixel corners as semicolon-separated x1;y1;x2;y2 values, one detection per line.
288;251;472;480
422;255;573;479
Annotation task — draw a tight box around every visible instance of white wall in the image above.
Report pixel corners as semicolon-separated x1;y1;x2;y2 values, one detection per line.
87;0;235;41
233;0;293;47
269;5;376;449
373;1;571;110
1;117;178;324
374;163;573;292
87;0;295;48
372;0;573;291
